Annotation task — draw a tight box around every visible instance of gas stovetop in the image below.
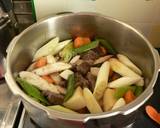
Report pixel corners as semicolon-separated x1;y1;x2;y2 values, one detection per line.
0;74;160;128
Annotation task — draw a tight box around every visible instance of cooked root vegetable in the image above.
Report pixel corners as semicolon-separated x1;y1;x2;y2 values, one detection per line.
94;55;113;65
47;55;56;64
112;98;126;110
83;88;102;113
114;86;136;99
93;61;110;100
90;67;100;76
16;77;49;105
48;105;77;114
145;105;160;124
124;90;136;103
56;86;66;95
109;58;141;78
35;57;47;68
41;75;55;84
117;54;142;75
50;73;62;85
136;78;144;86
64;74;75;102
19;71;59;94
63;86;86;110
108;77;141;88
103;89;117;111
33;37;59;61
70;55;80;64
74;37;91;48
60;70;73;80
32;62;72;76
27;62;36;71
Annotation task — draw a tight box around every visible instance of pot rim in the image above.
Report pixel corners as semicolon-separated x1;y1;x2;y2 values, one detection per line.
5;12;160;122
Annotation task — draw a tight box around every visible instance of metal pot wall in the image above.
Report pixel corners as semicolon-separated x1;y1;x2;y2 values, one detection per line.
5;12;160;128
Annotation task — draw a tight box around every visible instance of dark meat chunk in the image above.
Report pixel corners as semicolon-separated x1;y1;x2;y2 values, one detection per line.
87;72;96;92
42;90;64;105
75;73;89;88
76;62;90;75
81;50;99;61
59;80;67;87
93;46;106;56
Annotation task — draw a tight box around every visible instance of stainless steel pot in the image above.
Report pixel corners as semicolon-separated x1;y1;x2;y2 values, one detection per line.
5;12;160;128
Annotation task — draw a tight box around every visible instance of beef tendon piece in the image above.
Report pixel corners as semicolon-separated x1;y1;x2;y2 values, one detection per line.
42;90;64;105
93;46;106;56
87;72;96;92
81;50;99;61
75;73;89;88
76;62;90;75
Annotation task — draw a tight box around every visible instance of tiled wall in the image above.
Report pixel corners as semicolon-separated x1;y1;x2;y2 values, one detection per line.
34;0;160;47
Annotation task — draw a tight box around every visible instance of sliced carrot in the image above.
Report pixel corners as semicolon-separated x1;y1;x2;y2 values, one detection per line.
35;57;47;68
41;75;55;84
74;37;91;48
100;46;107;55
146;105;160;124
124;90;136;103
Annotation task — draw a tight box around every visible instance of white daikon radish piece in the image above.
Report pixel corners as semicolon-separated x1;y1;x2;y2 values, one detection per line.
117;54;142;75
112;98;126;110
33;37;59;61
32;62;71;76
90;67;100;76
63;86;86;110
108;77;141;88
47;55;56;64
56;86;66;95
94;55;113;65
27;62;36;71
50;73;62;85
60;70;73;80
83;88;102;113
93;61;110;100
19;71;59;94
136;78;144;86
70;55;80;64
109;58;141;78
76;59;84;65
48;105;78;114
103;89;117;111
52;39;72;55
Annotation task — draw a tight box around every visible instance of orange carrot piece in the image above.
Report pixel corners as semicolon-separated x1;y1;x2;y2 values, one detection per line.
74;37;91;48
35;57;47;68
124;90;136;103
146;105;160;124
41;75;55;84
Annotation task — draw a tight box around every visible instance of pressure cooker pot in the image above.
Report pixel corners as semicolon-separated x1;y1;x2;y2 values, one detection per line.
5;12;160;128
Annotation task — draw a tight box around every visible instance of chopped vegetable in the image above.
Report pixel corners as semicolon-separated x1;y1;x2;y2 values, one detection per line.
74;40;99;55
48;105;77;114
94;55;113;65
64;74;75;102
63;86;86;110
124;90;136;103
112;98;126;110
103;89;117;111
50;73;62;85
16;77;49;105
74;37;91;48
109;58;141;78
27;62;36;71
70;55;80;64
97;38;117;55
90;67;100;76
114;86;136;99
19;71;59;94
32;62;72;76
93;61;110;100
108;77;141;88
33;37;59;61
59;42;74;62
145;105;160;124
135;86;143;96
35;57;47;68
56;86;66;95
60;70;73;80
136;78;144;86
83;88;103;113
46;55;56;64
117;54;142;75
41;75;55;84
